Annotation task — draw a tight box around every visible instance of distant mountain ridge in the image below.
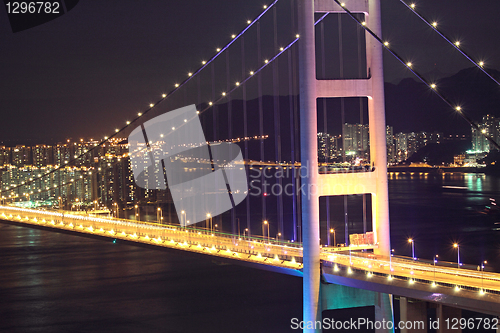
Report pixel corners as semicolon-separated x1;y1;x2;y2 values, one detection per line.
384;67;500;135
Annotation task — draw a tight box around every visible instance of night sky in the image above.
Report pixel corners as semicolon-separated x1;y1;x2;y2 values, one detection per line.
1;1;500;144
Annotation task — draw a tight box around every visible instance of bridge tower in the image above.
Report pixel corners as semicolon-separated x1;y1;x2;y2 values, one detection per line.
298;0;391;331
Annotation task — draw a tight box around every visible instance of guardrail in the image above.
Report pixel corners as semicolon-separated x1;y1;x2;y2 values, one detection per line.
0;206;304;269
321;252;500;295
2;205;499;296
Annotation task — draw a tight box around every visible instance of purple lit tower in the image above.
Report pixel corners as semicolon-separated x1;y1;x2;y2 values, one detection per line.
298;0;392;331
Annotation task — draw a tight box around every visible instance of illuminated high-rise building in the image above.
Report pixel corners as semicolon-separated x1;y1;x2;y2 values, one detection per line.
32;145;53;167
342;123;369;159
472;114;499;152
395;132;407;162
317;133;337;161
11;145;31;166
0;146;11;166
386;126;395;164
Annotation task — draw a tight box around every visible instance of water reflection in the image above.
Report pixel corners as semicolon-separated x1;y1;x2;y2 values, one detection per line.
388;172;500;272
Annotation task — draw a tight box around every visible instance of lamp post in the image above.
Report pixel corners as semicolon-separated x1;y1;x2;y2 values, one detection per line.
135;204;139;221
330;228;336;247
207;213;212;233
157;207;163;224
243;228;248;239
58;197;62;210
434;254;439;283
263;220;269;243
453;243;460;268
180;210;186;227
481;260;487;291
408;238;415;260
390;249;394;272
277;232;281;243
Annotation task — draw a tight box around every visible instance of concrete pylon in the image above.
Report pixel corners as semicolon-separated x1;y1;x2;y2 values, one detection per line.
298;0;320;332
298;0;391;332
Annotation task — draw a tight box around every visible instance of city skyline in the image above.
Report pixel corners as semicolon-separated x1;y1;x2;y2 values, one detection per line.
1;1;500;143
1;2;499;331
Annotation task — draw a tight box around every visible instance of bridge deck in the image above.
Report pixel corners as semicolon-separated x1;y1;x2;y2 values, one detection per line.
1;205;499;308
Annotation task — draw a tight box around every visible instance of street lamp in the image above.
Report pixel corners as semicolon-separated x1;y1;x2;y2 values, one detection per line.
481;260;487;291
408;238;415;260
135;204;139;221
263;220;269;243
181;210;186;227
453;243;460;268
390;249;394;271
243;228;248;239
157;207;163;224
434;254;439;283
330;228;336;247
207;213;212;233
276;232;281;243
113;202;118;218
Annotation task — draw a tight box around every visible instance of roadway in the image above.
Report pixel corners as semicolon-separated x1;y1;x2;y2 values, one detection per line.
1;205;499;298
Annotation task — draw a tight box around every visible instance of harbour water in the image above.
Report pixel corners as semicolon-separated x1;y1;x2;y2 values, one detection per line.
0;173;498;332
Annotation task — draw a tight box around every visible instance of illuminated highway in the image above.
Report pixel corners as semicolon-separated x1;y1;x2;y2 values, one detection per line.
1;205;499;300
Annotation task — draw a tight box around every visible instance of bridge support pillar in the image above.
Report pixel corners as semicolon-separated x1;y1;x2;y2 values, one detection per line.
438;305;461;333
298;0;320;332
400;296;407;333
399;298;464;333
321;283;394;333
299;0;391;331
399;297;426;333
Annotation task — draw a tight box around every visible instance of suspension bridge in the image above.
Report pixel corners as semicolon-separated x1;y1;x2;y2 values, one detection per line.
1;0;500;332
